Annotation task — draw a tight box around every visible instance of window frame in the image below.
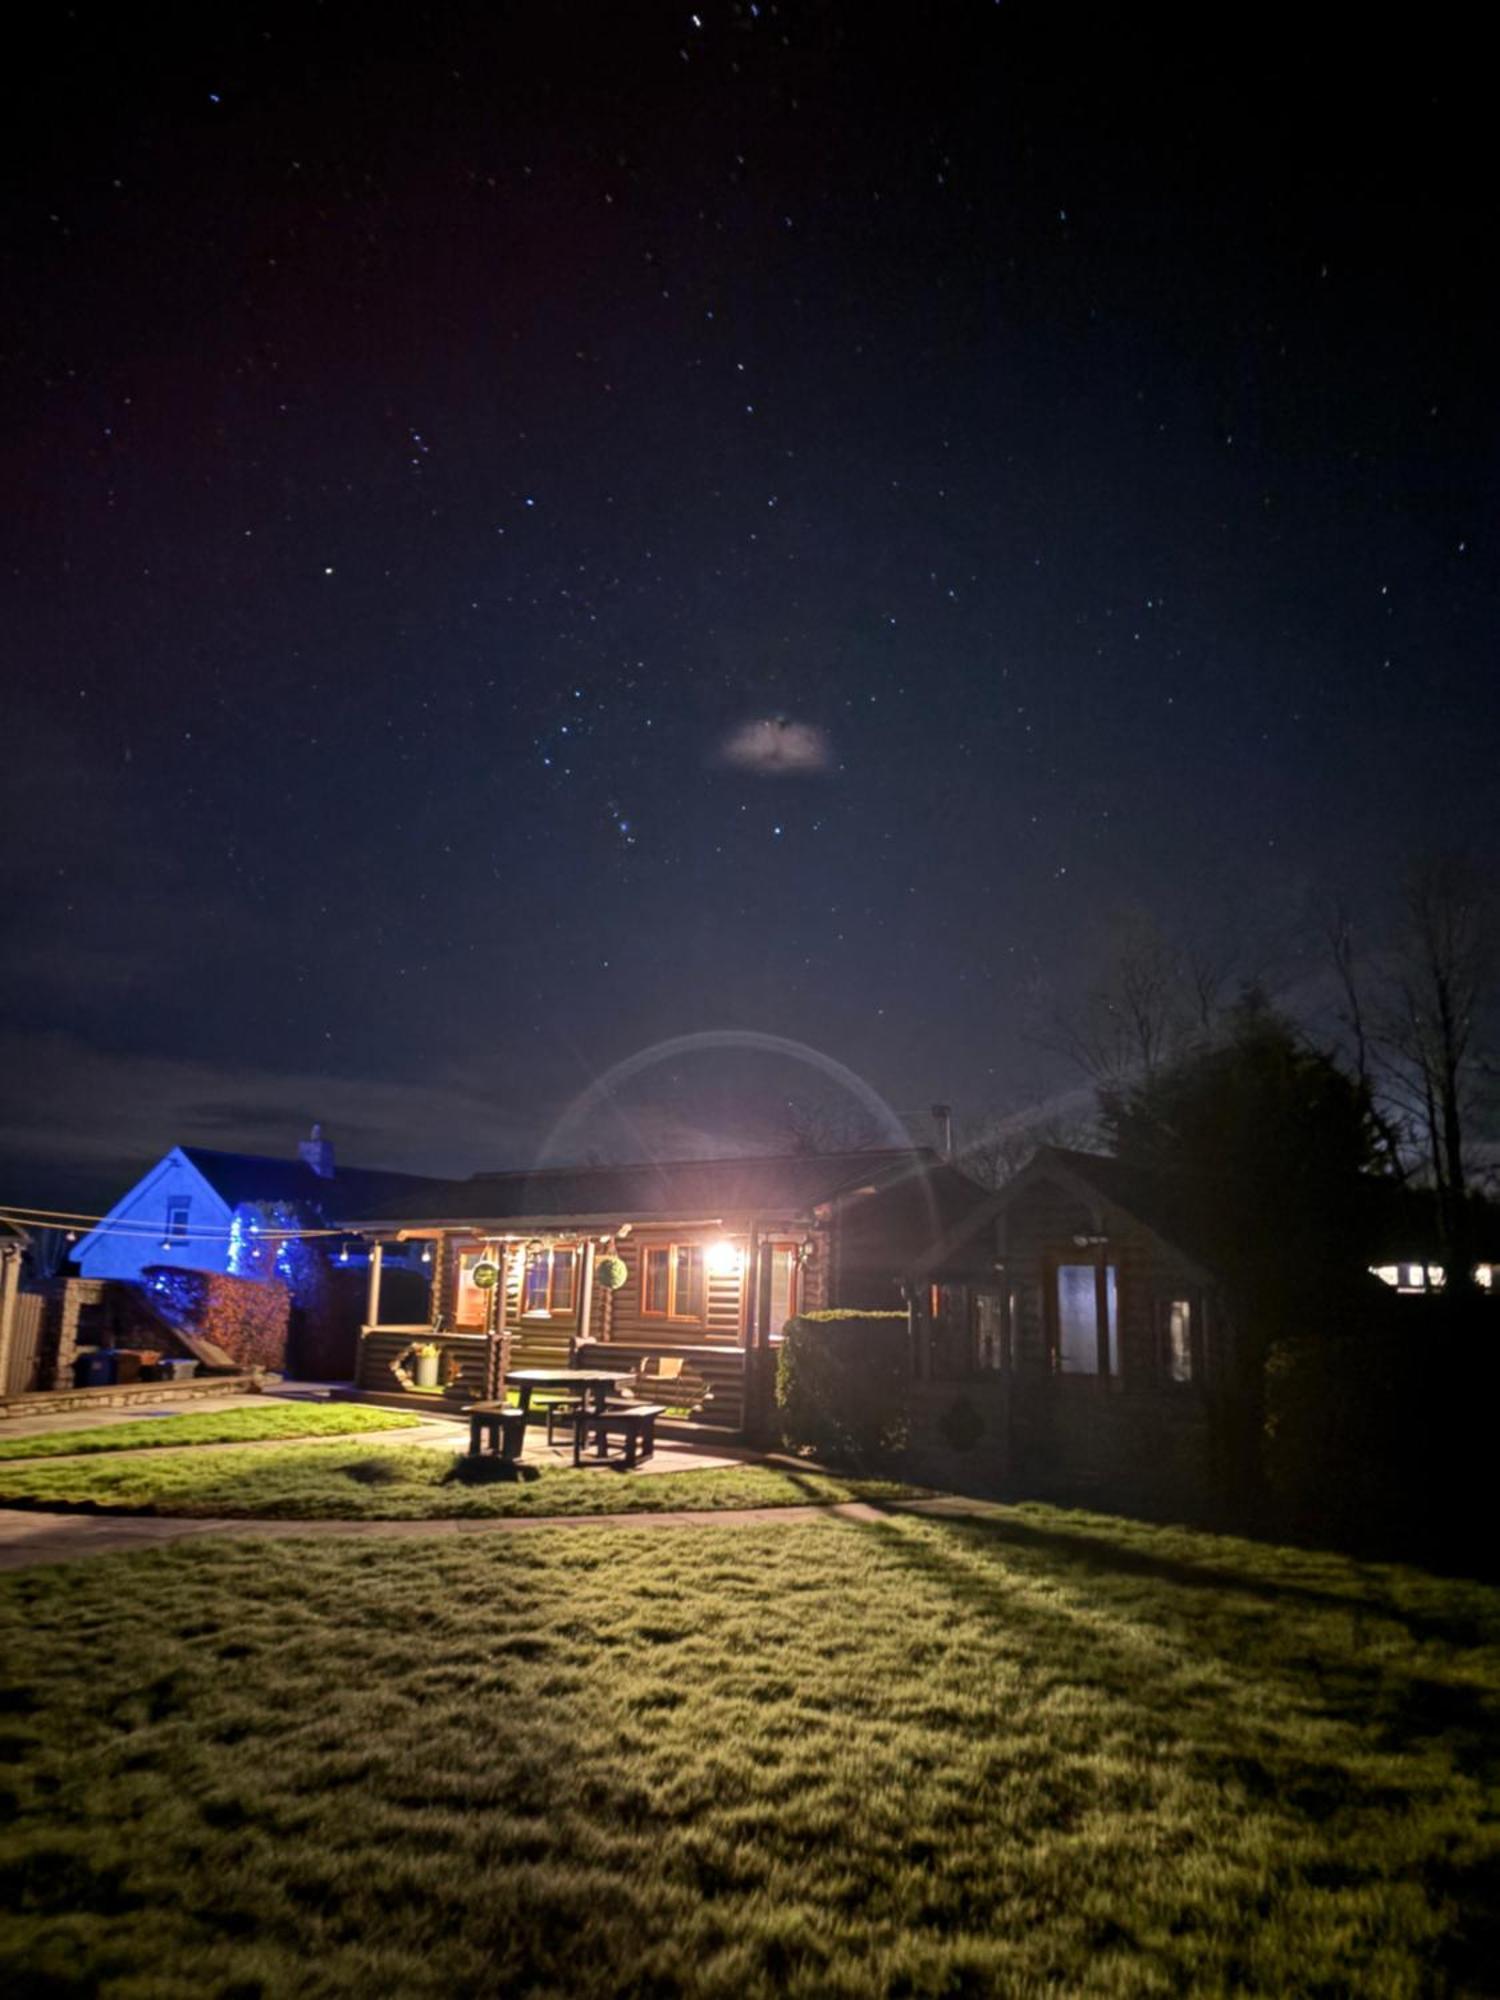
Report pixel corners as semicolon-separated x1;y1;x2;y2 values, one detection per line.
1157;1292;1202;1386
520;1245;580;1318
765;1240;802;1340
1045;1253;1120;1379
641;1241;707;1325
165;1197;191;1242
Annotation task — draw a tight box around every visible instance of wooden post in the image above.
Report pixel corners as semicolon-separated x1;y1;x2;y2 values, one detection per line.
574;1238;597;1364
365;1240;384;1328
740;1221;761;1351
488;1240;512;1400
429;1233;447;1333
0;1244;23;1397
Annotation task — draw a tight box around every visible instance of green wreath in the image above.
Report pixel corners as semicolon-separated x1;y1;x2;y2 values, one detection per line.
595;1253;628;1291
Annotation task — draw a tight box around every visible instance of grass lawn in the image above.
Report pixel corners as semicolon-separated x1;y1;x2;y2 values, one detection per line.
0;1404;418;1462
0;1444;914;1519
2;1510;1497;1996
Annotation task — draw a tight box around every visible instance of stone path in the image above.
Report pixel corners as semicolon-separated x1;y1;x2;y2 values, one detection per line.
0;1499;921;1570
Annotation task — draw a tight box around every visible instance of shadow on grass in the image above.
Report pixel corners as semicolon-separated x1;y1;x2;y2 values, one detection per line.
853;1507;1500;1794
880;1507;1497;1650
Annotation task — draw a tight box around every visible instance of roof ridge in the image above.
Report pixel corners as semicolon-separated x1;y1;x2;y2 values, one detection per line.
460;1145;932;1183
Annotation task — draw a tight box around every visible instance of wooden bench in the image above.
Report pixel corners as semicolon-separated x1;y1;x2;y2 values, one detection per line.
463;1402;528;1461
543;1396;586;1448
573;1404;666;1469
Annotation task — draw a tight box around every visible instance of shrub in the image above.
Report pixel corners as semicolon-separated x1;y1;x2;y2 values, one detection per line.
1264;1292;1500;1564
937;1395;986;1453
776;1311;910;1469
141;1267;291;1372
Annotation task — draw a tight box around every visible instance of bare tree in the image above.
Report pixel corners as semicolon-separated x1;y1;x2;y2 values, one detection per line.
956;1101;1099;1189
780;1095;884;1156
1324;901;1408;1180
1380;855;1495;1269
1047;911;1206;1090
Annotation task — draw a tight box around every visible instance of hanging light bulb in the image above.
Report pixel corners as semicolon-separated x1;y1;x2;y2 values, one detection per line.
420;1243;433;1266
338;1241;350;1265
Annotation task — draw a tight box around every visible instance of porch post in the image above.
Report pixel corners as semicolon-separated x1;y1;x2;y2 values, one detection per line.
0;1244;23;1397
574;1238;597;1363
741;1221;762;1350
429;1233;448;1333
365;1239;384;1328
484;1245;504;1399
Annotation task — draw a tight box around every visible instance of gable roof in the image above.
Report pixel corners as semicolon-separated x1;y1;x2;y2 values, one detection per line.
178;1148;440;1219
341;1147;971;1229
904;1145;1218;1283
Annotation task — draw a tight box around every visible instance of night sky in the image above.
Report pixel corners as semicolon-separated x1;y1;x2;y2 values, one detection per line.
4;5;1496;1207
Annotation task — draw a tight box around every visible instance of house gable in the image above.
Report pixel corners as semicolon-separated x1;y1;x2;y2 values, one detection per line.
73;1148;236;1282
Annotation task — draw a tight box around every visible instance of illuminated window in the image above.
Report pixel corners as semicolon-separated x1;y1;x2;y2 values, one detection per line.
1160;1298;1194;1384
1053;1262;1118;1376
642;1244;705;1322
767;1243;800;1338
454;1248;494;1328
974;1292;1007;1372
522;1246;578;1315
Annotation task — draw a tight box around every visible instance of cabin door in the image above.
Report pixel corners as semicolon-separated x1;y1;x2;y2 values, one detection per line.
766;1242;801;1341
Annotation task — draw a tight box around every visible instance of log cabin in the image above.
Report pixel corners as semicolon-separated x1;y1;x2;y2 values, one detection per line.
344;1148;995;1435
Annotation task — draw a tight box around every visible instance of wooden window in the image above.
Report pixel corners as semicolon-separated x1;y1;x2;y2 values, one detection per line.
522;1246;579;1317
767;1243;801;1339
974;1291;1008;1372
1159;1297;1195;1384
1052;1261;1118;1376
642;1243;706;1323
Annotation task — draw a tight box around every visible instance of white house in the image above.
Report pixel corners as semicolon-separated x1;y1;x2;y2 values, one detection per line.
72;1128;437;1284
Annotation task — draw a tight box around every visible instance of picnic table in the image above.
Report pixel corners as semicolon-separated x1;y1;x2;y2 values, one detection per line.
506;1368;622;1417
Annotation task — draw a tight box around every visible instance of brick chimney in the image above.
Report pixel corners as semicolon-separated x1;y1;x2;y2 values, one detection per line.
298;1122;335;1178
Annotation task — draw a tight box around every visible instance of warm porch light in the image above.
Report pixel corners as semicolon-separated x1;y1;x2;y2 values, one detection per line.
705;1239;743;1277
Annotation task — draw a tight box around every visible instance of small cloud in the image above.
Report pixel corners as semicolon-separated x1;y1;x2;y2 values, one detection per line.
719;718;831;776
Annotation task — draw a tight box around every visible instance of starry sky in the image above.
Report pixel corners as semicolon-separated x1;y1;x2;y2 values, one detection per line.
3;4;1496;1207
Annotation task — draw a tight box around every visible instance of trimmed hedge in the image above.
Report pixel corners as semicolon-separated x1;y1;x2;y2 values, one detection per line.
776;1310;910;1469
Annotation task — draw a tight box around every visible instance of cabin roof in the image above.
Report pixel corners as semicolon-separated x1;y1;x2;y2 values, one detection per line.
177;1148;442;1218
343;1147;977;1229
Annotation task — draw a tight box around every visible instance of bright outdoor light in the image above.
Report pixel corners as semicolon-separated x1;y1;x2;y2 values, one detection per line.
705;1240;742;1277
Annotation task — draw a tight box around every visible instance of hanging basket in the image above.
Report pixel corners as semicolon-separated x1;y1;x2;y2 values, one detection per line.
595;1253;628;1292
